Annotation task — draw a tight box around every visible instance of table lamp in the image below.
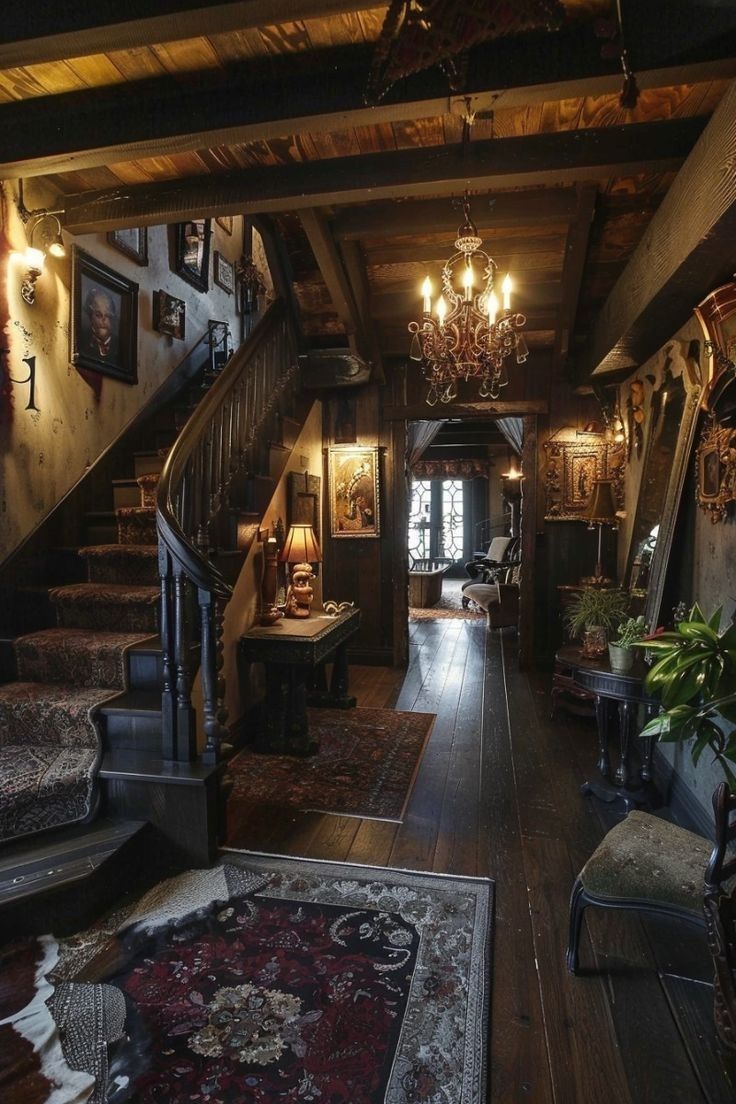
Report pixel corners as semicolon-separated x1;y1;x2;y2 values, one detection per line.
581;478;618;585
280;523;322;618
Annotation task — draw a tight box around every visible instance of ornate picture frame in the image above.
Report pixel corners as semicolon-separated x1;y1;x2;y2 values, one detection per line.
696;419;736;523
107;227;148;265
153;289;186;339
328;446;380;538
70;246;139;384
543;438;624;521
175;219;211;292
213;250;235;295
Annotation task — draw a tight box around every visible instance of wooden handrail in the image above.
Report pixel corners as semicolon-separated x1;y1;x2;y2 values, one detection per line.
156;299;299;762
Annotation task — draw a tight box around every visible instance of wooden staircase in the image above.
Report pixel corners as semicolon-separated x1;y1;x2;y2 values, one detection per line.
0;302;304;928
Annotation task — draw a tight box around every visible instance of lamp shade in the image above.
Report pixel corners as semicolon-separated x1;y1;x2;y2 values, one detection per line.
581;478;618;524
279;524;322;564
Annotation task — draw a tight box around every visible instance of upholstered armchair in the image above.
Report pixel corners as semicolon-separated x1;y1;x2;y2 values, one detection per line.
462;566;520;629
567;784;736;1076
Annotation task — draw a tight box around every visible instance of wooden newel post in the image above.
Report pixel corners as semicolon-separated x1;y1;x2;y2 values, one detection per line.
173;570;197;760
159;543;177;761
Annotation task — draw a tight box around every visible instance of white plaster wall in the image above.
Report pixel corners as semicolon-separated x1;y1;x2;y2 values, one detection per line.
0;182;247;562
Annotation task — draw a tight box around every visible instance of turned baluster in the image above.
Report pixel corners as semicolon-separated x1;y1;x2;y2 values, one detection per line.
159;545;176;761
174;569;196;760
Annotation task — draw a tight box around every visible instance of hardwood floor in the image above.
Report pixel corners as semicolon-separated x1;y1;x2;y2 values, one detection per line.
230;616;732;1103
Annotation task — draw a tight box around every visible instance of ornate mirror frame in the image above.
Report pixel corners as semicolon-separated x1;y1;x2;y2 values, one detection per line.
623;354;703;630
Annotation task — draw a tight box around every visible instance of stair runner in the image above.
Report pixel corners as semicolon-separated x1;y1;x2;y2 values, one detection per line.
0;477;160;845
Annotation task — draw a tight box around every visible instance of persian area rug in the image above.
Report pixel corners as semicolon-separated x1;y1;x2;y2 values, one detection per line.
34;855;492;1103
226;707;434;829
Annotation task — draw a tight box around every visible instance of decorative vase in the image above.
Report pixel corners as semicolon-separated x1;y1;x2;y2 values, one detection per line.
581;625;607;658
608;642;634;673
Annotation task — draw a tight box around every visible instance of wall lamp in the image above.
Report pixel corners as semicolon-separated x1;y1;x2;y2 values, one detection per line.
16;180;66;305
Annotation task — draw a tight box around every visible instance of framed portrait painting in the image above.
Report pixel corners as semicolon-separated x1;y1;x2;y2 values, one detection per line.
213;250;235;295
107;226;148;265
70;247;139;384
153;290;185;339
328;446;380;538
175;219;211;292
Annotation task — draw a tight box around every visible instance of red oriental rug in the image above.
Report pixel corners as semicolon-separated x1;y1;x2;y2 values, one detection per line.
226;707;435;830
13;855;492;1103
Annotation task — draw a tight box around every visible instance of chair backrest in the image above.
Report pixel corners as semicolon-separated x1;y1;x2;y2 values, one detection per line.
704;783;736;1058
486;536;512;562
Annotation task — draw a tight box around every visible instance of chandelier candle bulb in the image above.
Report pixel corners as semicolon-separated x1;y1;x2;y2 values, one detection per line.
463;264;473;302
422;277;432;315
487;291;498;326
437;295;447;327
502;273;512;311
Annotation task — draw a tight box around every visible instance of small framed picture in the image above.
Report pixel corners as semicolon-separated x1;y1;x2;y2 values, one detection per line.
70;246;139;384
214;251;235;295
329;445;380;538
216;216;233;235
175;219;211;292
153;290;186;340
107;227;148;265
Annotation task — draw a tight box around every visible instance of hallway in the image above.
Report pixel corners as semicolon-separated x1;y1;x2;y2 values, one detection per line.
234;618;730;1103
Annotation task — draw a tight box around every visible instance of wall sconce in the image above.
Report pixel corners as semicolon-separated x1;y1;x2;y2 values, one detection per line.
16;181;66;305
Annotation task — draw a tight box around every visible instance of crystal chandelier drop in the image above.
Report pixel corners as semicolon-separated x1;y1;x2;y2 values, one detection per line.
408;193;528;406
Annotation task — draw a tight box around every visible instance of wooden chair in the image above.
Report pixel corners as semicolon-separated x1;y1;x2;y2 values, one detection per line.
567;784;736;1072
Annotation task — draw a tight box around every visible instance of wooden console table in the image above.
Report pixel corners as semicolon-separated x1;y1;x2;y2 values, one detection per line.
240;608;361;756
555;644;660;811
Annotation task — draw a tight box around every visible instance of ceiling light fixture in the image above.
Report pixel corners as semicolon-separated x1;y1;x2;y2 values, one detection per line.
408;191;528;407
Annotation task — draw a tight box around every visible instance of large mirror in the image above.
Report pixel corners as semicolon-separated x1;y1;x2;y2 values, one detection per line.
624;363;702;630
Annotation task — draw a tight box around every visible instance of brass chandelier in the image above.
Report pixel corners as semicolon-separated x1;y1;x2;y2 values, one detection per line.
408;193;528;406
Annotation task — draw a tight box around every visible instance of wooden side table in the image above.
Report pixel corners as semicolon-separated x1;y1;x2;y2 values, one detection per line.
239;608;361;756
555;644;660;810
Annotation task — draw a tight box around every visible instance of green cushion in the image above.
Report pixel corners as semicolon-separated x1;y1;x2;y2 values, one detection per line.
580;811;712;915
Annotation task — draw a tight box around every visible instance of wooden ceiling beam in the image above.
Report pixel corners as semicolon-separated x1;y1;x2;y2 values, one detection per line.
0;2;371;67
383;401;549;421
335;190;608;239
338;239;385;383
299;208;363;359
365;234;567;265
59;119;706;233
2;28;735;181
552;182;598;377
580;79;736;379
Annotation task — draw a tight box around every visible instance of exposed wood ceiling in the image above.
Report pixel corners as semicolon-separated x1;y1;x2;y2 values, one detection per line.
3;1;736;385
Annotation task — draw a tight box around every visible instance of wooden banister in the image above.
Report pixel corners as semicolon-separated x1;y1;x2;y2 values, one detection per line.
156;299;298;762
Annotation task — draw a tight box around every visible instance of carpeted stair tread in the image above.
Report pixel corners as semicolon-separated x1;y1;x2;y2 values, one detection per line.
78;544;158;559
0;681;117;746
14;629;156;690
136;472;160;508
116;506;157;545
49;583;159;632
78;544;159;585
0;744;100;844
0;679;114;845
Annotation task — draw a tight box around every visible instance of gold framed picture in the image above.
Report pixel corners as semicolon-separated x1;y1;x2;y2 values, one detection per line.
328;446;380;538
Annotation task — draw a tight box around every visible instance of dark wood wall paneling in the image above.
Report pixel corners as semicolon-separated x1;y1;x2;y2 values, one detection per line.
321;385;396;665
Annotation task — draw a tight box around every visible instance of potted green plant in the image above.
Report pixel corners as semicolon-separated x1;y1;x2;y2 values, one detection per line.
636;604;736;787
608;615;647;673
563;588;630;657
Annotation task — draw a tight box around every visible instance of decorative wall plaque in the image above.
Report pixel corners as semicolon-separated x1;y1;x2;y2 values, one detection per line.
543;438;624;521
